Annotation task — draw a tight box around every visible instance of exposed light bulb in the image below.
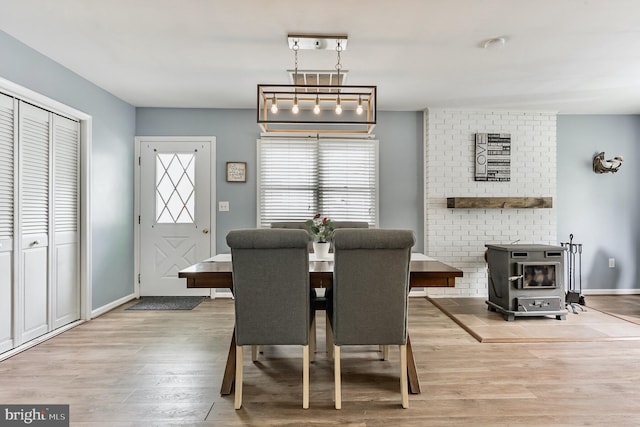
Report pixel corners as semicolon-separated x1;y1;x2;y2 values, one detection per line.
270;95;278;114
335;97;342;115
356;96;363;115
292;95;299;114
313;95;321;114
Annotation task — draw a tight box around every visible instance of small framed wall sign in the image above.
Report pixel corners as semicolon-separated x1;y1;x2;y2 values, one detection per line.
226;161;247;182
474;133;511;181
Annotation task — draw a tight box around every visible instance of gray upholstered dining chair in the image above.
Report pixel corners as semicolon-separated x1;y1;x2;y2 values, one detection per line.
226;229;314;409
327;228;415;409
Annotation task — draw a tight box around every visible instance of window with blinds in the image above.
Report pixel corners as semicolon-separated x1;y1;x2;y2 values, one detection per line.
257;138;378;227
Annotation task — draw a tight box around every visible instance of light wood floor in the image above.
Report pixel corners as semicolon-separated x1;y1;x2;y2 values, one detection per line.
1;297;640;426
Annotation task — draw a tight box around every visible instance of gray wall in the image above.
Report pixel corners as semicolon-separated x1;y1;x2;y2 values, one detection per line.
557;115;640;291
0;31;136;309
136;109;424;254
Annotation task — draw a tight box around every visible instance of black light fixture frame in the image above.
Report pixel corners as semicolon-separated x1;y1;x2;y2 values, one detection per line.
257;83;376;134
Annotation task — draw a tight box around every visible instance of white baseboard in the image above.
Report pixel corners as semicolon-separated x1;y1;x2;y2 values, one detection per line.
0;320;85;362
91;292;137;318
582;289;640;295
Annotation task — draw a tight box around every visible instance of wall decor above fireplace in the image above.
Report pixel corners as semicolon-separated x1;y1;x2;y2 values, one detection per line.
474;133;511;181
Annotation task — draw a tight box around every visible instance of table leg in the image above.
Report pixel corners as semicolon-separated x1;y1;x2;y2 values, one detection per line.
406;335;421;394
220;327;236;396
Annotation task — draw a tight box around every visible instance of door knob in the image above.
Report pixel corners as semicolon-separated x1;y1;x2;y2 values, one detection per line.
202;228;209;234
31;240;40;246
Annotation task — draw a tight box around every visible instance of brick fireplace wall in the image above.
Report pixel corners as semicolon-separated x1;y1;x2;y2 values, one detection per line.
424;108;558;297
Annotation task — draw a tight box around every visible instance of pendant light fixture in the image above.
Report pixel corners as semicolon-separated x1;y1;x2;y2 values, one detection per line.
257;34;377;134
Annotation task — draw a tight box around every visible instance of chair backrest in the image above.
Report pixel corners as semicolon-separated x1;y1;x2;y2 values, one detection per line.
270;221;369;252
333;221;369;229
270;222;312;251
226;229;311;346
270;221;311;231
332;229;415;346
270;221;369;231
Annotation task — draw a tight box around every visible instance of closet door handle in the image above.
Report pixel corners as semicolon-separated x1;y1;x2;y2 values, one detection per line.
31;240;40;246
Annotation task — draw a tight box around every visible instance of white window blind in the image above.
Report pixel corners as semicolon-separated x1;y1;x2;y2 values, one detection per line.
257;138;378;227
0;93;14;240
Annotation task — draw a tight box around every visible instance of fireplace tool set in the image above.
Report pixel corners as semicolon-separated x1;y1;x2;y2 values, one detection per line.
560;234;586;314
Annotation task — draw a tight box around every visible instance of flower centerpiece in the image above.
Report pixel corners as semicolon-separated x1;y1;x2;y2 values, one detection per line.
305;214;334;259
305;213;335;242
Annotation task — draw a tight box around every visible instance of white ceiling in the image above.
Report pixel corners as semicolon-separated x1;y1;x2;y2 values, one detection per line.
2;0;640;113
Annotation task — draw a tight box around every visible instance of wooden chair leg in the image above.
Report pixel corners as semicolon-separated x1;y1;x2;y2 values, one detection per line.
381;345;389;361
334;345;341;409
326;316;334;359
303;345;310;409
400;344;409;409
235;345;243;409
251;345;258;362
310;316;316;363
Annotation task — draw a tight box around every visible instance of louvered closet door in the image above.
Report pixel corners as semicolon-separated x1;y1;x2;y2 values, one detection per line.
19;102;50;343
52;114;79;328
0;93;16;353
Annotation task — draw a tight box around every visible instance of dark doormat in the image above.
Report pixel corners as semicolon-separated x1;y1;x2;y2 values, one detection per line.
126;296;205;311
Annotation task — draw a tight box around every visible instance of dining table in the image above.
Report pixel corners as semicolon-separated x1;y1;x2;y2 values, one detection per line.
178;252;463;396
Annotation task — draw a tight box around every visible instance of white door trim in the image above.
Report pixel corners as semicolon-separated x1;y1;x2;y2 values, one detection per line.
0;76;92;322
134;136;216;298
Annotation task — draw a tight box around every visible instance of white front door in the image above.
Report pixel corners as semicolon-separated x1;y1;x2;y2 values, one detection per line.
138;137;215;296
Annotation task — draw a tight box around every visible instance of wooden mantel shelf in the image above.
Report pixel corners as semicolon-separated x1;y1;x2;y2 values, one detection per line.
446;197;553;209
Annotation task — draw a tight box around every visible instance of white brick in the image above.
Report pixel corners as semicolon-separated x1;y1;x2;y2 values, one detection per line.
424;109;557;297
